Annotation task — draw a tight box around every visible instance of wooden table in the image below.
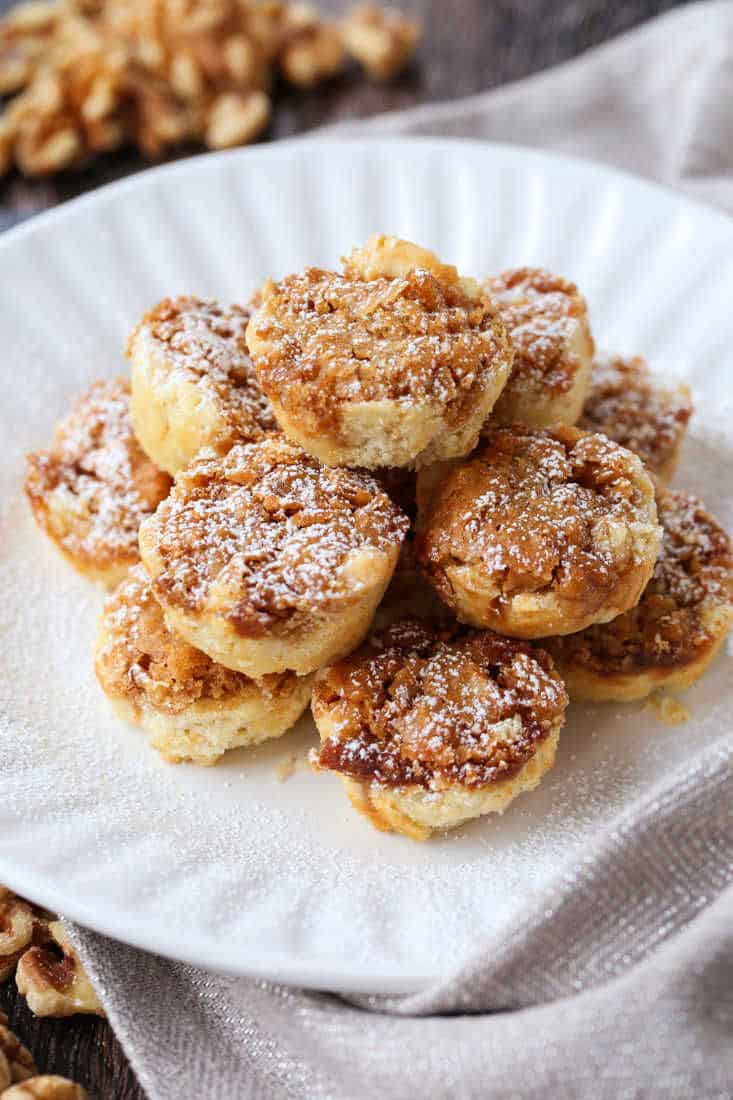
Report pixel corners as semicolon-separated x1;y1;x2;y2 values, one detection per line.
0;0;686;1095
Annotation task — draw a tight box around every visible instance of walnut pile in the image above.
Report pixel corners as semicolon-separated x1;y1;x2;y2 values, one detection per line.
1;891;102;1021
0;0;421;177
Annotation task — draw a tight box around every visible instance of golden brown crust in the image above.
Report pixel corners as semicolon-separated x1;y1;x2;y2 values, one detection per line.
246;236;513;466
578;355;693;485
95;564;298;715
485;267;594;426
129;297;276;434
546;490;733;698
25;378;171;585
415;426;660;638
1;1078;90;1099
139;434;408;638
312;619;567;791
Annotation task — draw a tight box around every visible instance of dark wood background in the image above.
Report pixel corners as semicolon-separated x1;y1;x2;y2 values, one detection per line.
0;0;687;1096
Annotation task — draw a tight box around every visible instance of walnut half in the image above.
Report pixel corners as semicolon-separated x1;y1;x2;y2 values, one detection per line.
278;4;346;88
15;924;103;1019
0;1076;90;1100
0;1012;37;1091
0;890;52;985
341;3;421;81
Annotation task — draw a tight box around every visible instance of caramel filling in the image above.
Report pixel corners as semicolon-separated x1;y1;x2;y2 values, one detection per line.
418;426;654;605
579;355;692;478
549;490;733;674
249;264;510;432
129;295;276;438
485;267;590;394
25;377;171;568
315;620;567;790
149;437;409;635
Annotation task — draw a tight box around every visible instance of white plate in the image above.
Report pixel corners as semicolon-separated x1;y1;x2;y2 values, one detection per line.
1;138;732;995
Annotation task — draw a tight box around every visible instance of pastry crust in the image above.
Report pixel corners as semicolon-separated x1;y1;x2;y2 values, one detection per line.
578;354;693;486
484;268;594;429
246;235;513;469
25;378;171;588
94;565;312;764
128;296;277;475
415;426;661;639
545;490;733;700
311;619;567;839
138;435;409;676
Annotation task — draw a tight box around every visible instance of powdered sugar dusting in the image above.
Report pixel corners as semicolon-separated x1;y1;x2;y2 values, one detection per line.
315;620;567;790
485;267;589;394
579;355;693;479
145;436;408;633
420;426;656;605
96;564;298;714
24;378;171;572
249;264;510;427
131;296;276;441
549;489;733;674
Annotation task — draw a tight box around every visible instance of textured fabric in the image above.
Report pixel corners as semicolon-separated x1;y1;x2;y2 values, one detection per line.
330;0;733;213
69;5;733;1097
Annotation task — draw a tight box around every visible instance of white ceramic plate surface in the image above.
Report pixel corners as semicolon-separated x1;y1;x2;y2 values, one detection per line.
1;137;732;994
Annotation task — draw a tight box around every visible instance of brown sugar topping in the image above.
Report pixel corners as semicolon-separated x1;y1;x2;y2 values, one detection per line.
129;295;277;441
96;565;292;713
314;619;567;790
248;264;511;432
25;377;171;570
548;490;733;674
579;355;693;478
148;435;409;635
417;426;655;604
485;267;591;394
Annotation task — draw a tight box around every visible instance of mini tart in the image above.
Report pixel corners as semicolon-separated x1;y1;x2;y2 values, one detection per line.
246;235;514;469
415;426;661;639
545;490;733;701
25;378;171;588
95;565;312;765
311;619;568;840
578;354;693;486
138;435;409;676
484;268;595;428
128;296;277;475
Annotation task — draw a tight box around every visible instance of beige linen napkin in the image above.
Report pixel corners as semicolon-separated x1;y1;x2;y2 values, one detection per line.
330;0;733;213
68;5;733;1097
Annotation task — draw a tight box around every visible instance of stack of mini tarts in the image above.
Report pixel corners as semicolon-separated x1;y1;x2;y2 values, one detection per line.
25;235;732;840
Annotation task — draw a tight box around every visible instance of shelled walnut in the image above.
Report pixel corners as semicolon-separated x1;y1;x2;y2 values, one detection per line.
15;924;103;1019
0;1;60;96
341;3;420;80
205;87;271;148
0;890;52;985
278;3;345;88
0;1077;89;1100
0;1012;37;1090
